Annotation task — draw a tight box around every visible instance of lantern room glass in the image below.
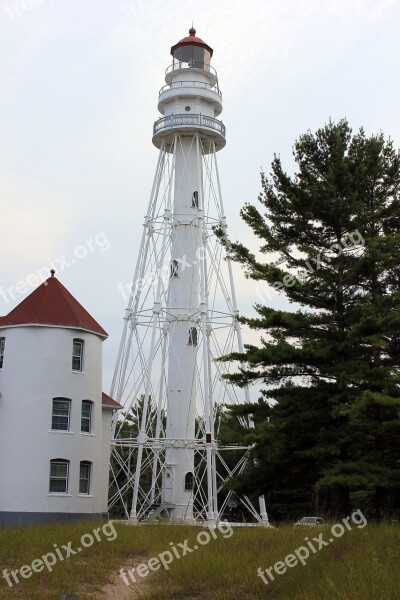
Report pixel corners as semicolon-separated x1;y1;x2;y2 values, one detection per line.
172;45;211;71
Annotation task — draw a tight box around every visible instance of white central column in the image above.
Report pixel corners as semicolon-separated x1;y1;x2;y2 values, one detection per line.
164;134;202;522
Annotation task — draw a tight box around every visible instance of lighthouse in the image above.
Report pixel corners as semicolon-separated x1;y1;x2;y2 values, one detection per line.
110;28;269;526
153;28;224;523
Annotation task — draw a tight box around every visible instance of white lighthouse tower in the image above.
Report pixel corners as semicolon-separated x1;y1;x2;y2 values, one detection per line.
110;28;269;526
155;28;224;523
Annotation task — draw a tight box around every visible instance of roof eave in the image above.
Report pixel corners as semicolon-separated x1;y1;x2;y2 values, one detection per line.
0;322;108;339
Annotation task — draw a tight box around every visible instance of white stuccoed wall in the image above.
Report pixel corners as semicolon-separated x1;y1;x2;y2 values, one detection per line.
0;324;107;520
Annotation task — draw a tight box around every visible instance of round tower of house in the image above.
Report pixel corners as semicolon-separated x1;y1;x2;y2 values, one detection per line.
0;271;117;525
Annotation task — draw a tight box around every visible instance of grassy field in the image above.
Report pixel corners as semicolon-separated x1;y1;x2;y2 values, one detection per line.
0;520;399;599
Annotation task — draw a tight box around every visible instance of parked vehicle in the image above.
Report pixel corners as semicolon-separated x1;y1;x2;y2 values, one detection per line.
294;516;324;527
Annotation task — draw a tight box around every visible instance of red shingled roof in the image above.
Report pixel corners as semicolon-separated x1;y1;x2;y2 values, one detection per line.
102;392;123;409
0;271;107;338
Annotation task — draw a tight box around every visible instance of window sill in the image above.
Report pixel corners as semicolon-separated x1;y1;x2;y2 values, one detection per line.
48;430;74;434
72;370;85;374
78;494;93;498
79;432;95;437
47;493;72;497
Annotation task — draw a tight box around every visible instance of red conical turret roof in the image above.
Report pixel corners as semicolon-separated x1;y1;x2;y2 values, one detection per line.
0;271;107;338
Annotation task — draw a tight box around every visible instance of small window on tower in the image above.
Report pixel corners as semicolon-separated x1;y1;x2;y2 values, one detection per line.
52;398;71;431
0;337;5;369
185;472;194;490
72;339;84;372
51;398;71;431
79;461;92;495
49;459;69;493
192;191;199;208
188;327;198;346
81;401;93;433
170;260;179;277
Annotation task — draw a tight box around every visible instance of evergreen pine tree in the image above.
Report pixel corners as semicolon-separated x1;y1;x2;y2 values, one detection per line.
219;120;400;520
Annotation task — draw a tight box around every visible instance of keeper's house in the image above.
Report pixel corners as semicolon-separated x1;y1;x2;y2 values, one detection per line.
0;270;121;525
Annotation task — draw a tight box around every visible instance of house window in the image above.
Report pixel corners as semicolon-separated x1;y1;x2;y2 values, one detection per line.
79;461;92;494
0;337;4;369
81;401;93;433
51;398;71;431
188;327;198;346
49;459;69;493
185;472;194;491
72;339;84;372
170;260;179;278
192;191;199;208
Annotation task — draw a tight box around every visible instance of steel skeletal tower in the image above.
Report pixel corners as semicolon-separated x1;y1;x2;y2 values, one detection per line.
109;28;269;526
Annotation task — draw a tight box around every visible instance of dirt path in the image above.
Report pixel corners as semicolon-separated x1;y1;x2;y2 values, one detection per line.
90;558;152;600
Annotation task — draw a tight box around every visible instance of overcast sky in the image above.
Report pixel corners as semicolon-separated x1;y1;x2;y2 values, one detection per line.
1;0;399;390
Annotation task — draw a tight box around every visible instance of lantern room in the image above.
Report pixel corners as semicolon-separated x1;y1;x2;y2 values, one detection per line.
170;27;213;71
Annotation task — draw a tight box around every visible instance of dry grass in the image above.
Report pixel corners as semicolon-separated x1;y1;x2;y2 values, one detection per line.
0;521;399;599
